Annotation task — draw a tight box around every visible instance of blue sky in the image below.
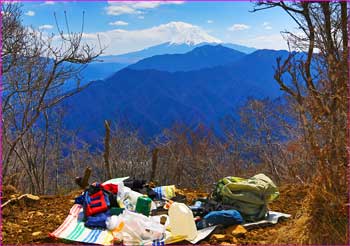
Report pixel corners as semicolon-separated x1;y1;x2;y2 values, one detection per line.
19;1;298;55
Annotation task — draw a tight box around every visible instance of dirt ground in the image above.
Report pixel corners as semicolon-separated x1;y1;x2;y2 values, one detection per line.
1;184;308;245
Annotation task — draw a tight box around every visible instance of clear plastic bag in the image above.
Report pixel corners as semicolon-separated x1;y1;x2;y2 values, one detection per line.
106;209;166;244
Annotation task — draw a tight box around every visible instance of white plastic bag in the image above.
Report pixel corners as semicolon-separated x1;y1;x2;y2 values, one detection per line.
106;209;166;245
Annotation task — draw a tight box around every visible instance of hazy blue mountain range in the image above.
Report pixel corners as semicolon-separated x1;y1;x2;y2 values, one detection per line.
69;42;256;88
63;47;290;142
99;42;256;64
128;45;246;72
81;62;128;81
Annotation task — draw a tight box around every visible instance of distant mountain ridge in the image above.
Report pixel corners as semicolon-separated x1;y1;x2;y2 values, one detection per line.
73;42;257;87
63;48;290;142
99;42;257;64
128;45;246;72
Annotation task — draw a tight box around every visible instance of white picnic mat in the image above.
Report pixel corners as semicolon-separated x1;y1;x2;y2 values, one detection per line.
243;211;291;229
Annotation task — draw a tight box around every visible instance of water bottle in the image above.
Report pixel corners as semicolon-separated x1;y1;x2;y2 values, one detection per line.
168;202;198;240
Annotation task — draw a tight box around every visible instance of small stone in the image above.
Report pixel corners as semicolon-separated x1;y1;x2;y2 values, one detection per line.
25;194;40;201
225;225;247;237
230;237;238;244
36;211;44;216
211;234;229;242
9;222;20;228
32;231;42;236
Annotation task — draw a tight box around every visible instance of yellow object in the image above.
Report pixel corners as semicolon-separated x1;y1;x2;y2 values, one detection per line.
165;235;187;244
165;185;176;199
112;221;125;233
117;199;125;208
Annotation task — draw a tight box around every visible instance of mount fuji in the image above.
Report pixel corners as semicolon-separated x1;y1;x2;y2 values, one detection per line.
98;21;256;64
80;22;256;83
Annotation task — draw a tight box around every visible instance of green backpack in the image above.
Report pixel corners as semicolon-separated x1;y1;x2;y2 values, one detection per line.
211;173;279;222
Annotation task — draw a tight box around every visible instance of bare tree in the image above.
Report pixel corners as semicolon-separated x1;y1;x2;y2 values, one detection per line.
107;124;150;180
2;3;104;189
252;1;348;189
236;98;302;183
252;2;348;244
152;123;231;190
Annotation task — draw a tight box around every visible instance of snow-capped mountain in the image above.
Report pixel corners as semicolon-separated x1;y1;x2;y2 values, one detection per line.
76;41;256;88
95;21;221;57
95;21;254;64
75;22;255;87
99;41;255;64
163;21;222;45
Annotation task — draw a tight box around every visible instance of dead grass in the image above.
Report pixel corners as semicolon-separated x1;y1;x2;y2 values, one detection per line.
273;174;349;245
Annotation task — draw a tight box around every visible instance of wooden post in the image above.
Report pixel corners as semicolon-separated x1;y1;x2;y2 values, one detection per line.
81;167;92;189
104;120;112;180
75;167;92;189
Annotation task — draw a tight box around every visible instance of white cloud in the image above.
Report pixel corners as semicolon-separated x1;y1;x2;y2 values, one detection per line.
43;1;55;5
106;1;184;16
138;16;145;19
25;10;35;17
39;24;54;30
207;20;213;24
3;1;19;4
109;20;129;26
127;2;162;9
74;21;221;56
229;34;288;50
106;5;141;16
228;24;250;31
263;22;272;30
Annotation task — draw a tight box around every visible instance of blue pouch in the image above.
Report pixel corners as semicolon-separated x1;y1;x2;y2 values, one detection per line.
74;194;85;205
197;210;243;229
85;210;111;229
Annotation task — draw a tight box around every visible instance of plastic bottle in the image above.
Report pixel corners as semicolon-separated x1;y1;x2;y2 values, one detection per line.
135;196;152;216
168;202;198;241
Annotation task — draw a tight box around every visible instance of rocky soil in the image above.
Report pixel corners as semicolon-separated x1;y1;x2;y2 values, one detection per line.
1;184;307;245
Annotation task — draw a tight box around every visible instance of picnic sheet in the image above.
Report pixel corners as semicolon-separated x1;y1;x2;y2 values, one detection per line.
49;204;115;245
49;203;216;245
243;211;292;229
50;177;291;245
49;204;165;246
50;209;291;245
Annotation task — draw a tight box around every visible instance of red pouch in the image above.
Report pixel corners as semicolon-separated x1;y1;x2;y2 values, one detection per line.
85;190;108;216
101;184;118;194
